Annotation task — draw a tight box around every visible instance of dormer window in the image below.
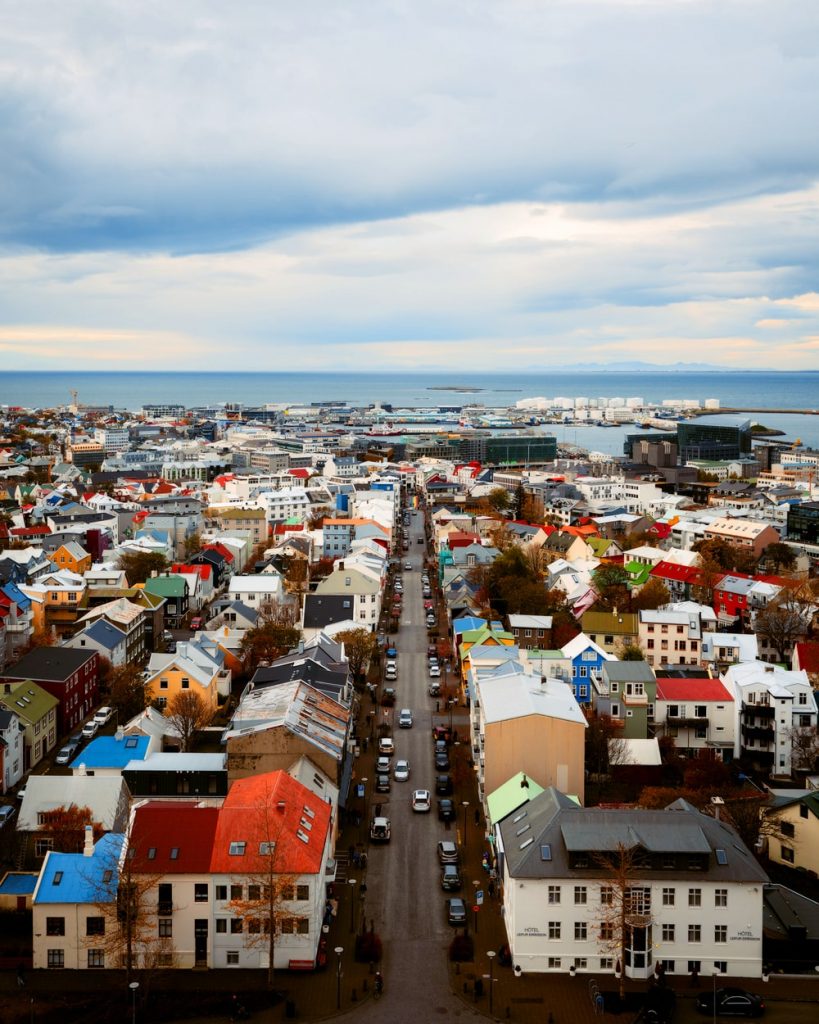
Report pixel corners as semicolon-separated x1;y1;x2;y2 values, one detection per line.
229;841;246;856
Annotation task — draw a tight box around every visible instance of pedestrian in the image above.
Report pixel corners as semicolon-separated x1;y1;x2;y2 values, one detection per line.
16;963;25;989
474;808;480;827
488;879;495;899
348;844;355;862
436;700;440;712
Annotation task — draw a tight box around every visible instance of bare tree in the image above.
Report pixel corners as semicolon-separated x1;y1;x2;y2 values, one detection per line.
335;627;378;684
754;593;810;661
789;723;819;773
165;689;213;751
594;843;651;1000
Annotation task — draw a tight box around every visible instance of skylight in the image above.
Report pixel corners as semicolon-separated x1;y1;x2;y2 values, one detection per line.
512;810;527;823
259;842;275;855
170;848;179;860
103;870;113;883
125;737;138;748
715;848;728;865
229;841;246;856
53;871;63;886
303;805;315;819
148;848;156;860
296;830;310;844
520;837;534;850
515;824;531;837
540;844;552;861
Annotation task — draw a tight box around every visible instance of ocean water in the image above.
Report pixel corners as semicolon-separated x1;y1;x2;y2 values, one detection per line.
1;370;818;450
1;370;819;411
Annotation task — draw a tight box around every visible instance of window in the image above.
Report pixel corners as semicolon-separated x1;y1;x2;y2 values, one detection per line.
714;925;727;944
87;949;105;968
36;838;54;858
216;885;227;901
781;845;795;863
216;919;227;933
230;919;243;934
715;848;728;864
160;678;169;690
600;886;614;906
662;923;675;941
159;919;172;938
575;922;587;940
86;917;105;936
297;884;310;901
714;960;727;974
297;918;309;934
600;957;614;971
688;888;701;907
574;886;587;905
230;885;243;900
548;921;561;940
801;805;809;820
600;922;614;941
226;951;240;966
715;889;727;908
248;884;261;901
248;917;261;934
660;960;675;974
47;949;65;969
46;917;65;936
194;883;208;903
548;957;562;969
781;821;795;838
688;961;701;975
259;841;275;855
688;925;701;942
229;841;246;856
547;885;561;904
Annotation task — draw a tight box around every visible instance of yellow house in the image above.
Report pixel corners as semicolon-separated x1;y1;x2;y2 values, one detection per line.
765;792;819;874
19;570;86;639
143;639;222;713
51;542;93;575
458;627;516;685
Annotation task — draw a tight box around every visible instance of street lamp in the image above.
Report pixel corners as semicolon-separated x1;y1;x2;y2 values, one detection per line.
461;800;470;852
487;950;496;1016
712;968;722;1024
449;697;456;732
348;878;357;933
129;981;139;1024
335;946;344;1009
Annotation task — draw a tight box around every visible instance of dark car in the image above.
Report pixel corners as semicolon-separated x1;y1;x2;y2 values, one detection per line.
434;739;448;754
375;774;391;793
441;864;462;891
447;897;467;926
696;988;765;1018
438;798;455;822
434;751;450;771
435;774;453;795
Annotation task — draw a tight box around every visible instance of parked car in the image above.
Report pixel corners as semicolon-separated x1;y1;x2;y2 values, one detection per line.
189;616;203;630
370;816;391;843
398;708;413;729
412;789;431;813
381;687;397;707
403;562;412;571
394;759;410;782
435;774;453;795
438;798;455;822
447;897;467;926
426;615;436;627
94;706;114;725
379;737;395;756
0;805;16;828
427;644;436;657
376;756;391;774
438;840;459;864
429;664;441;677
375;774;391;793
696;989;765;1018
428;681;441;697
386;646;398;659
434;751;450;771
55;743;78;766
434;739;448;755
81;720;99;740
441;864;462;891
162;630;174;644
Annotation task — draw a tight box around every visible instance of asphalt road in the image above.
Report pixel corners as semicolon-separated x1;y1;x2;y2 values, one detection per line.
351;509;472;1023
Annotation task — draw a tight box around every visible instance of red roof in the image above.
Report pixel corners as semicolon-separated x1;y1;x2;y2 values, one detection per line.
794;642;819;674
129;803;220;873
204;542;235;563
289;468;310;479
656;678;733;701
650;561;702;584
170;563;213;581
447;531;481;548
210;772;332;876
648;522;672;539
10;525;51;537
273;523;305;535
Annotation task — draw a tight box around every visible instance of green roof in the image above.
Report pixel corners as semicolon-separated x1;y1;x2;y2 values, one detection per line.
581;611;639;634
587;537;614;555
144;575;187;598
624;561;652;586
2;681;59;724
486;772;545;826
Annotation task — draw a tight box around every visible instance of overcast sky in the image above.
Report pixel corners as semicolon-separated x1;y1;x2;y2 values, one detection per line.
2;0;818;371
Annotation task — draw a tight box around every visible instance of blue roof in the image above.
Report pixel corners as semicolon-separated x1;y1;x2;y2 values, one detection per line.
0;872;37;896
35;833;124;904
70;734;150;769
452;616;488;636
84;619;126;651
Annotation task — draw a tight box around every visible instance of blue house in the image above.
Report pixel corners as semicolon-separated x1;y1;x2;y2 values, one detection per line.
560;632;614;706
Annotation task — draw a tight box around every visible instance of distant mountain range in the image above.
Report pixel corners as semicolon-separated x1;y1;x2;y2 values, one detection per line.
550;361;772;372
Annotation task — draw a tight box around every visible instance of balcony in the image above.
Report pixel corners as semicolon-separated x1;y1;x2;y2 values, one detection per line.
666;714;709;726
743;702;774;718
157;901;173;916
742;724;774;742
622;692;648;707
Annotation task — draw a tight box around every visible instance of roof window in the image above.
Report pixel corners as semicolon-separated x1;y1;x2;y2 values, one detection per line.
148;848;156;860
540;844;552;861
52;871;63;886
715;848;728;865
229;841;246;856
296;829;310;844
520;836;534;850
259;841;275;856
170;848;179;860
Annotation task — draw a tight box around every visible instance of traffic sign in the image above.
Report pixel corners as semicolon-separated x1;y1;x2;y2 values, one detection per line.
472;905;480;913
476;891;484;905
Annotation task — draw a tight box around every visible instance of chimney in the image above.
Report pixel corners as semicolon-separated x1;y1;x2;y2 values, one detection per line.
115;727;124;741
83;824;94;856
277;800;286;812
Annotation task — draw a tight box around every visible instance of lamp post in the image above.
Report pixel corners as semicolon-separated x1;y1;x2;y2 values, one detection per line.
461;800;470;852
712;968;721;1024
129;981;139;1024
348;878;357;933
487;950;496;1016
449;697;456;732
335;946;344;1009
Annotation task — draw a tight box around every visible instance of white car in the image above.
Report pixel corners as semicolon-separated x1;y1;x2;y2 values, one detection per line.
81;720;99;740
394;759;410;782
398;708;413;728
429;664;441;677
404;562;412;571
412;789;431;813
379;737;395;756
94;706;114;725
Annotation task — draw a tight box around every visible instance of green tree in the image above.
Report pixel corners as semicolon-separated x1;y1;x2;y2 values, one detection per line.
183;531;202;558
630;578;670;612
593;564;631;612
759;542;796;574
619;642;645;661
116;550;168;585
335;627;379;683
486;487;511;514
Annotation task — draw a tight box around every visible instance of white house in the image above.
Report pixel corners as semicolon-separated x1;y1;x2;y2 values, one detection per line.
498;788;767;980
653;677;736;760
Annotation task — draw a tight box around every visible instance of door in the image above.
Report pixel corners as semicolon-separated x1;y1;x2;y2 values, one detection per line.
195;919;208;966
